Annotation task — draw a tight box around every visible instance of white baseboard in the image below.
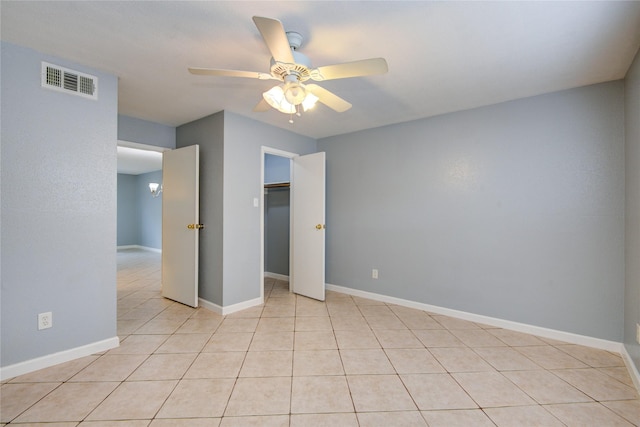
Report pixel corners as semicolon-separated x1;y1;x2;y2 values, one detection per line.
621;346;640;392
265;272;289;281
199;296;263;316
117;245;161;253
326;283;623;353
0;336;120;381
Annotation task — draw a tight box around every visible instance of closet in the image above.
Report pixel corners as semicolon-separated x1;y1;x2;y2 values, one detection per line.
264;154;291;277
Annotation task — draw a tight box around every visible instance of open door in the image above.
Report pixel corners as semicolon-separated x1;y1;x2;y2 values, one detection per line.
162;145;200;307
291;152;326;301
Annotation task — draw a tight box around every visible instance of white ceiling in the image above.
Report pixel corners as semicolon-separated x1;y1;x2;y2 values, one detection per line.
2;1;639;140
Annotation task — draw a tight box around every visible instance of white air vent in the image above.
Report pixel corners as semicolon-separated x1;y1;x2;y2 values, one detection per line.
41;62;98;100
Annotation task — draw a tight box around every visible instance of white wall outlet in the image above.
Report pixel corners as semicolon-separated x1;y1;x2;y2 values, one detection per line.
38;312;52;330
372;269;379;279
637;323;640;344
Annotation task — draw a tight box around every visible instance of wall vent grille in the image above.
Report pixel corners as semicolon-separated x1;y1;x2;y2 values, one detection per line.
41;62;98;100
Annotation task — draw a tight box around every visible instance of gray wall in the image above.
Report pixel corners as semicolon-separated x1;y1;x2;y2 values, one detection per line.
117;174;138;246
265;188;290;276
118;114;175;149
117;171;163;249
177;111;316;306
1;42;118;366
625;49;640;370
319;81;625;342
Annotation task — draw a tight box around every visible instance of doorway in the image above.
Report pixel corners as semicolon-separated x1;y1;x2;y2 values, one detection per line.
260;147;297;301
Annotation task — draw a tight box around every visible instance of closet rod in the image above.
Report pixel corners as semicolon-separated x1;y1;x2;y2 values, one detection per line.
264;182;290;189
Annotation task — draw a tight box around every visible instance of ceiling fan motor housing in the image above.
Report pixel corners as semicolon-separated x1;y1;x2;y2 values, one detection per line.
270;50;312;82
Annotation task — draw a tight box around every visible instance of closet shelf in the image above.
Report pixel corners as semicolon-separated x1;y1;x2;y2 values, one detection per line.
264;182;290;189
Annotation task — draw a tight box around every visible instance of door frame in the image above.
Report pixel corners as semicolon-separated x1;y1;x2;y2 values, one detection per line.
260;146;298;302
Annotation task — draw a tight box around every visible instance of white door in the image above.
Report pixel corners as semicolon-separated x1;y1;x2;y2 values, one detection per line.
291;152;326;301
162;145;200;307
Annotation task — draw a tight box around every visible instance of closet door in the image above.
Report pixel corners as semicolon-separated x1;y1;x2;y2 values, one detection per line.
291;152;326;301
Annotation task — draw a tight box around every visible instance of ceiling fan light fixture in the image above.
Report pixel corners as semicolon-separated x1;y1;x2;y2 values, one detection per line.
302;91;319;111
283;81;306;105
263;85;296;114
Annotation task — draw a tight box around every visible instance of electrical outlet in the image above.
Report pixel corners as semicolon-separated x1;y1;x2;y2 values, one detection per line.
637;323;640;344
38;312;52;330
372;269;379;279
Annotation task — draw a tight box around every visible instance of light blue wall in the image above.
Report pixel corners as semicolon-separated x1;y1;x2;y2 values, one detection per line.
117;174;138;246
1;42;118;367
116;171;162;250
265;154;291;183
625;49;640;371
177;111;316;306
319;81;625;342
118;115;175;149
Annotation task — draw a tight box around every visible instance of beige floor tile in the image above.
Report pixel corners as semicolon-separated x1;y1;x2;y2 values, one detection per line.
503;369;592;404
291;376;354;413
8;356;98;383
294;331;337;350
453;371;536;407
86;380;177;420
247;331;293;351
134;318;186;335
429;347;495;372
413;329;465;347
203;332;253;352
450;329;507;347
149;419;221;427
396;314;443;330
334;329;381;349
69;354;148;382
219;415;289;427
14;382;118;423
239;351;293;377
262;304;296;317
224;377;291;416
295;316;332;331
155;304;198;320
484;405;564;427
156;379;235;418
431;315;481;330
184;352;245;379
293;350;344;376
400;373;477;410
552;368;639;401
291;413;358;426
556;344;625;368
80;421;151;426
216;318;259;333
225;305;264;318
327;303;361;317
364;314;408;330
602;400;640;425
117;318;148;335
295;300;329;317
515;345;588;369
420;409;494;427
545;402;635;427
347;375;417;412
352;296;386;306
129;353;197;380
385;348;446;374
358;305;394;317
473;346;542;371
175;317;222;334
256;317;295;332
0;382;61;423
487;329;547;346
357;411;427;426
329;315;370;331
599;367;637;388
340;349;395;375
108;334;169;355
373;329;423;348
155;333;210;353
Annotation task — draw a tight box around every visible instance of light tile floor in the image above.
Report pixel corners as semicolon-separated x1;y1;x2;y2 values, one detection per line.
2;248;639;426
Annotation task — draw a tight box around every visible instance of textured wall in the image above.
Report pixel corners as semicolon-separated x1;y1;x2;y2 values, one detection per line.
319;82;625;341
1;42;118;366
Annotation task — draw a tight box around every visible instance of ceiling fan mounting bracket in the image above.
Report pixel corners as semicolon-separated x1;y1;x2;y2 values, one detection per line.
286;31;303;50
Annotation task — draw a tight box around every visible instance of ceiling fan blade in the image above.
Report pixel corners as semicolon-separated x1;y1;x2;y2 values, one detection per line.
253;98;271;112
188;67;274;80
252;16;295;64
306;84;352;112
313;58;388;81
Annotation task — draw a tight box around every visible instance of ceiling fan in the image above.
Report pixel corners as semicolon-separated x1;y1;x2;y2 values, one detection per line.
188;16;388;122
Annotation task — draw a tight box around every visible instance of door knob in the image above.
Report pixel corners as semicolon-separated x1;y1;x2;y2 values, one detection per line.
315;224;326;230
187;224;205;230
